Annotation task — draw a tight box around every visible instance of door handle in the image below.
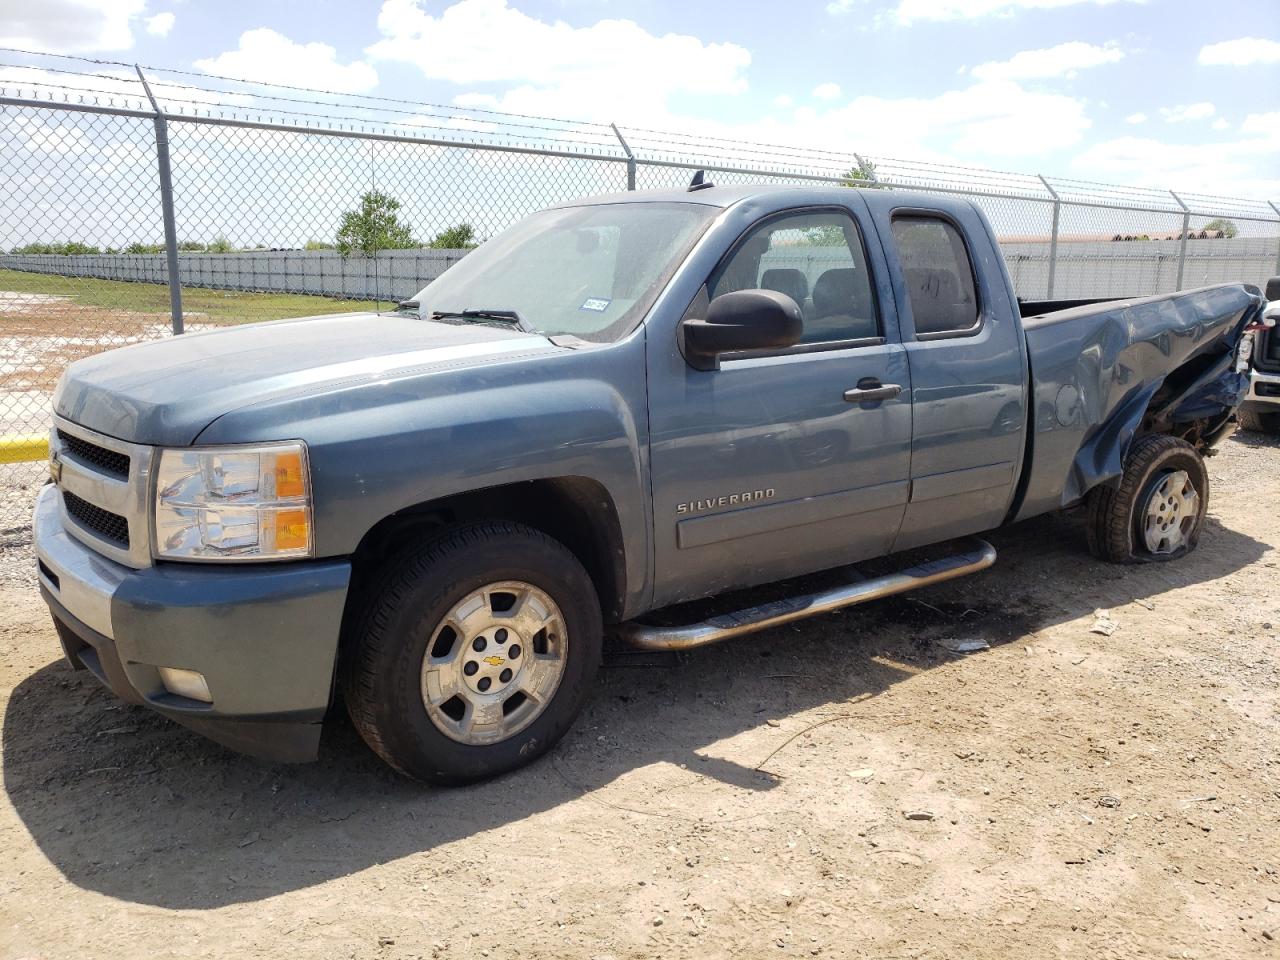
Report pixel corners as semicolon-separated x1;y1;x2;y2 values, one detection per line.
843;378;902;404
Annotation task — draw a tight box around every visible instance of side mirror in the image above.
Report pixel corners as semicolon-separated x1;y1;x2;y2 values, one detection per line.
1266;275;1280;302
682;289;803;371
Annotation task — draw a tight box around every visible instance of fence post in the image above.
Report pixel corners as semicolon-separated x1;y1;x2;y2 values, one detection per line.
1037;175;1061;299
135;65;184;335
1270;202;1280;276
850;153;873;186
1170;190;1190;292
611;123;636;191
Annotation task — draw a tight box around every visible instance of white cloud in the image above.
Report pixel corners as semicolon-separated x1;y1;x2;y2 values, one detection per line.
1197;37;1280;66
971;41;1123;81
195;28;379;94
1241;111;1280;136
826;0;860;12
1125;112;1147;124
751;79;1092;160
1071;125;1280;196
892;0;1142;25
0;0;145;52
1160;102;1215;123
361;0;1098;169
366;0;750;125
812;82;842;100
1211;117;1229;131
145;11;175;37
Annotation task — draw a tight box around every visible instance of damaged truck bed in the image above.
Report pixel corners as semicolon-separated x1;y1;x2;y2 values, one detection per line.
1014;283;1259;520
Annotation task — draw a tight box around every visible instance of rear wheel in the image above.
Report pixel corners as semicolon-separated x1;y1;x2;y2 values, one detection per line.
1238;408;1280;435
344;521;602;783
1086;434;1209;563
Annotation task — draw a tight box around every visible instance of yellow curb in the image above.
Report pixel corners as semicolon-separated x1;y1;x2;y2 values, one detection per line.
0;434;49;465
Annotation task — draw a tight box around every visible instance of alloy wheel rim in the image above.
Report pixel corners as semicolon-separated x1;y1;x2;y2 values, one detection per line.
1141;469;1200;555
420;580;568;745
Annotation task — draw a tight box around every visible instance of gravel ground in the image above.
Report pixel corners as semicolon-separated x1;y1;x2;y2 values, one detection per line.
0;429;1277;959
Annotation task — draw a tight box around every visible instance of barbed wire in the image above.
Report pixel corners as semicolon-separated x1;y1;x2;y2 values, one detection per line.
0;45;1275;216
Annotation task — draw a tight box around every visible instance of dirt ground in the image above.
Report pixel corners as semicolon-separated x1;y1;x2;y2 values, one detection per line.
0;431;1277;960
0;296;218;392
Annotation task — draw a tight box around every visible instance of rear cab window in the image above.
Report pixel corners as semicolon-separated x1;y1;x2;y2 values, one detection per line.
890;216;981;339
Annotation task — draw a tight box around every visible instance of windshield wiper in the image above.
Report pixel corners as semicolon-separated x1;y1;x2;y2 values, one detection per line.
429;308;534;333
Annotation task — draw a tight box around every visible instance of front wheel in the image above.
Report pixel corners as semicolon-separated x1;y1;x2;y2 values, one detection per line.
344;521;602;783
1086;434;1209;563
1238;408;1280;435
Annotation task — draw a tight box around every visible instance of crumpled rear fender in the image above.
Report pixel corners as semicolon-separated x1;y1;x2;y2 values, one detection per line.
1013;283;1265;522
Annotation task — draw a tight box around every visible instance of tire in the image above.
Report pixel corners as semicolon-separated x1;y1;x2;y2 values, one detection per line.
344;520;602;784
1238;408;1280;435
1086;434;1209;564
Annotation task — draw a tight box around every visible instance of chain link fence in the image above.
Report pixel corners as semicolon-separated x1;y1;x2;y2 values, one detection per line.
2;74;1279;542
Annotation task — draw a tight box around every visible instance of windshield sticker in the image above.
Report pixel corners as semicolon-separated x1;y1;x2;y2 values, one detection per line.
580;297;611;312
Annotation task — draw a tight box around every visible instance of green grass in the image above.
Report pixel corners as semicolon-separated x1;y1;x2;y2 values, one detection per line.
0;268;385;324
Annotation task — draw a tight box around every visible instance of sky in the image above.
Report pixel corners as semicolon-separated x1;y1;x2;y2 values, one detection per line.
0;0;1277;202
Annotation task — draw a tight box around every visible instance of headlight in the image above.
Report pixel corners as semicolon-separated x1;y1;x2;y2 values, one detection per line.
153;441;313;561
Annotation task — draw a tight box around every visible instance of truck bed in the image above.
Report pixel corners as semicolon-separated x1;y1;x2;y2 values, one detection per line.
1011;283;1264;523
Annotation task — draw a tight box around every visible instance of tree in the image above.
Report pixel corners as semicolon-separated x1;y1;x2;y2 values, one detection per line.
427;223;478;249
304;239;336;251
336;190;416;256
207;236;234;253
840;157;883;189
11;241;101;255
1203;218;1238;239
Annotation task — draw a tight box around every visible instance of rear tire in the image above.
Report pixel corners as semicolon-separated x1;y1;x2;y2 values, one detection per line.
344;520;602;784
1238;408;1280;435
1086;434;1208;564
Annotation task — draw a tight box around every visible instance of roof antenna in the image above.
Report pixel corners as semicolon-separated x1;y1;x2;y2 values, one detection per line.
688;170;714;192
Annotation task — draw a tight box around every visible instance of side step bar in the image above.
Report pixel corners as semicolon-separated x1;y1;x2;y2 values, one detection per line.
619;538;997;652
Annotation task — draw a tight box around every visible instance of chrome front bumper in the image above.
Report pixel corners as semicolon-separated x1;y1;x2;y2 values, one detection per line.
34;483;126;639
1244;368;1280;409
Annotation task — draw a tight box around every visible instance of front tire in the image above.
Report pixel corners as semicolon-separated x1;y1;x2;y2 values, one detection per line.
344;521;602;784
1238;408;1280;435
1086;434;1209;563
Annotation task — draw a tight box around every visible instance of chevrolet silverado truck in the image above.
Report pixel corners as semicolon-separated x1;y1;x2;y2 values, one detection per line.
35;182;1268;783
1239;277;1280;435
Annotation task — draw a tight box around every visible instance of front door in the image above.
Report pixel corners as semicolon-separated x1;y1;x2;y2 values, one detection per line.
646;204;913;609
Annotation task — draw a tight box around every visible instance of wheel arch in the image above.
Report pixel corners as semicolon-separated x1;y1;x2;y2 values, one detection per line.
1080;348;1241;503
345;476;629;624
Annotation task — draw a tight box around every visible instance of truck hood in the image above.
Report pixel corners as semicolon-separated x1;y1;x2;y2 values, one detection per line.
54;312;562;446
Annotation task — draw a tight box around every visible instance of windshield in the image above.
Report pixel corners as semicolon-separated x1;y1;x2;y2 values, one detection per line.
411;201;716;342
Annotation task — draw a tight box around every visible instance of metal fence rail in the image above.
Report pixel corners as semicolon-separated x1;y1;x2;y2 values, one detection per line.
0;248;470;300
2;63;1278;539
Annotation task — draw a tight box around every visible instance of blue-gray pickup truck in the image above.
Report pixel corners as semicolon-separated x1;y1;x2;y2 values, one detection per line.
35;182;1269;783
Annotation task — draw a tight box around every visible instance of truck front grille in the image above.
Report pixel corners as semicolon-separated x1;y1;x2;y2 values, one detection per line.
62;490;130;548
1263;329;1280;371
56;429;131;479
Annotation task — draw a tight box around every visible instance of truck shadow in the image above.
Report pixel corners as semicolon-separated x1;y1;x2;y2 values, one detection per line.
2;506;1268;909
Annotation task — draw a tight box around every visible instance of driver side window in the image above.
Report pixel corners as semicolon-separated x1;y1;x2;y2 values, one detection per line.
708;209;879;347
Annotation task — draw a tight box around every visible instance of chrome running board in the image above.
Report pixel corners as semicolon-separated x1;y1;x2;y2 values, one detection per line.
619;538;997;652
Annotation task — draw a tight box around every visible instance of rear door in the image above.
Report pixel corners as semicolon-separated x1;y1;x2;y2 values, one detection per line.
865;201;1028;550
645;201;913;608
